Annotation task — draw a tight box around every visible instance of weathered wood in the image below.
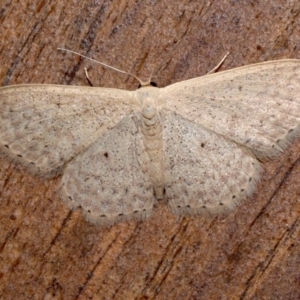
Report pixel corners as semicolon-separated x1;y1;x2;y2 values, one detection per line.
0;1;300;299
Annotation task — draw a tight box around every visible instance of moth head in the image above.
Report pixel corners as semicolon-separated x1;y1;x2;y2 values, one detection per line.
137;80;157;89
136;85;160;103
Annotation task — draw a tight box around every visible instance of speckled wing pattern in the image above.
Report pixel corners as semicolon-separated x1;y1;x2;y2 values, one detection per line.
162;111;261;215
0;85;139;176
1;59;300;225
162;60;300;160
60;115;156;225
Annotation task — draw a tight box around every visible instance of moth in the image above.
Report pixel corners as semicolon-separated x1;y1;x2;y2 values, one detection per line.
1;56;300;225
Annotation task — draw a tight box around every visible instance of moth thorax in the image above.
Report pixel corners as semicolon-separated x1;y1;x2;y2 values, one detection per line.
141;105;162;137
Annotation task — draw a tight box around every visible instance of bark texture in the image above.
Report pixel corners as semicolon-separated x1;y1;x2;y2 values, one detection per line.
0;1;300;299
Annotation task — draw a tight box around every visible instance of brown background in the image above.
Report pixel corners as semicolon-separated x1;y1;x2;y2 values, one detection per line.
1;0;300;299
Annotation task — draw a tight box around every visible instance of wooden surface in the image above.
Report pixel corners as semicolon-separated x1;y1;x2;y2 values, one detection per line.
1;0;300;299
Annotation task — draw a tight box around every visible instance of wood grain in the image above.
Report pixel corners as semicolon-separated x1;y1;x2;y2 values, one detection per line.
0;1;300;299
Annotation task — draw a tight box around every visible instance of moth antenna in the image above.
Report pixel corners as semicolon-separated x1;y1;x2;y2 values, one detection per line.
84;67;93;87
148;69;155;85
57;48;146;86
207;52;230;74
